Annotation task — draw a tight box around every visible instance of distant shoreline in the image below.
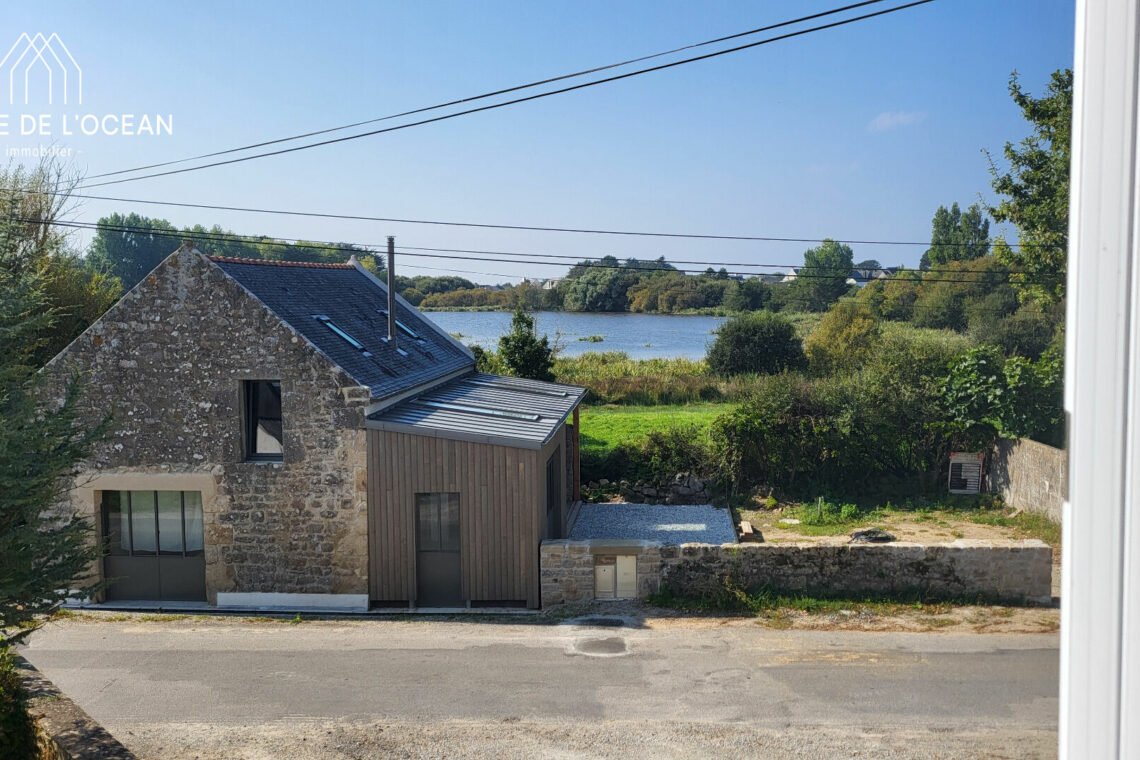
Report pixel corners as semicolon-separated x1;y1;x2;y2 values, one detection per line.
419;306;735;316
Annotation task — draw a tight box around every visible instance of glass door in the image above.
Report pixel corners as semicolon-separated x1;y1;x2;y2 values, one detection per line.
103;490;206;602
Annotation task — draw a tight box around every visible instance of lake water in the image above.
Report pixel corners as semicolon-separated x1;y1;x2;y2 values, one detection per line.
426;311;726;359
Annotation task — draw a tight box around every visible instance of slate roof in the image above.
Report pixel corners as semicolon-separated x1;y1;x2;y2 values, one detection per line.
367;372;586;449
209;256;473;400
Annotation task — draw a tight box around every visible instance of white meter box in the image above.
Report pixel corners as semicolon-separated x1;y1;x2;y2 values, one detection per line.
948;452;983;495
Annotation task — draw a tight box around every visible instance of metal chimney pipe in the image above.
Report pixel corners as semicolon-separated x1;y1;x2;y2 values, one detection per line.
386;236;397;350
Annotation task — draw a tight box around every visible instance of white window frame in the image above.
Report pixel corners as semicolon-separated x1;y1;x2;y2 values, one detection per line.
1061;1;1140;757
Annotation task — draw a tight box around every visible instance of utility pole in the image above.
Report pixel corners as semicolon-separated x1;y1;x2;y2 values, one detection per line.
387;236;397;350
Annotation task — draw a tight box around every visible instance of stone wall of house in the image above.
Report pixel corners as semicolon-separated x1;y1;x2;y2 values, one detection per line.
540;539;1053;607
44;248;371;601
990;437;1066;523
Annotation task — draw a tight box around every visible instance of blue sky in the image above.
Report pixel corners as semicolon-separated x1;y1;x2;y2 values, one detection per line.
3;1;1074;282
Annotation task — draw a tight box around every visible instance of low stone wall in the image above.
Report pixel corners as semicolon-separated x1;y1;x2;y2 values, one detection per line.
540;539;1053;607
541;540;664;605
991;438;1066;523
17;655;138;760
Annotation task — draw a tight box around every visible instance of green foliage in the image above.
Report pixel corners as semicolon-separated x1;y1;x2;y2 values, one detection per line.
497;310;555;381
711;325;980;495
939;345;1063;449
578;405;723;483
919;202;990;270
857;269;922;321
988;69;1072;306
784;239;856;311
969;302;1056;359
858;255;1060;359
468;344;502;374
1;276;106;646
0;162;122;366
723;277;772;312
554;352;721;405
638;424;714;483
793;500;861;526
804;302;882;374
30;251;121;367
561;265;637;312
0;646;36;759
710;373;889;493
706;312;804;377
84;211;181;290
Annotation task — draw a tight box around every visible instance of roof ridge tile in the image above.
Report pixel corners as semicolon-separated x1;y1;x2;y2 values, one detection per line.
206;255;354;270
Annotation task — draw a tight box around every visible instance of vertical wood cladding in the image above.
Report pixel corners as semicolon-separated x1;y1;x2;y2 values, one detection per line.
367;429;546;607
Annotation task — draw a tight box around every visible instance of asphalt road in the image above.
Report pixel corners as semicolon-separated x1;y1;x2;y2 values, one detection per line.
20;616;1059;759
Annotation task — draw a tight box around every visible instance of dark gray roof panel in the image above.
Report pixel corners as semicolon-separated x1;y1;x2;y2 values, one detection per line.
210;257;473;399
367;373;586;448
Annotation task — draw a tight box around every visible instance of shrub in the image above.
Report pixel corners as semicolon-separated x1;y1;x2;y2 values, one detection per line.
583;423;714;486
0;647;35;760
710;373;891;493
498;310;554;381
795;500;861;526
970;304;1056;360
804;302;882;374
709;341;983;496
639;424;714;483
940;345;1064;448
912;281;967;330
468;344;502;374
706;312;804;377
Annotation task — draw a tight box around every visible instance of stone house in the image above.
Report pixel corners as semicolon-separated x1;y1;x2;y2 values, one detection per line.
46;245;583;610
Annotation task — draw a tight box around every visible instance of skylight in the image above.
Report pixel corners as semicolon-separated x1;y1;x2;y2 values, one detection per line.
312;315;365;351
417;399;540;422
467;379;569;398
377;309;419;339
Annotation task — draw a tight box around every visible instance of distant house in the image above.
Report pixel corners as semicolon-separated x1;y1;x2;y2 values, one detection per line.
44;245;584;610
848;266;899;287
784;266;899;287
541;277;563;290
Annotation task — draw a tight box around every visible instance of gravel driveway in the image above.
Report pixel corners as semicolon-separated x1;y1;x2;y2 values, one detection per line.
569;502;737;543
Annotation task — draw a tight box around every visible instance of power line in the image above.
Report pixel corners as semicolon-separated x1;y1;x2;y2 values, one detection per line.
0;185;1065;251
399;262;524;280
395;243;1051;277
85;1;889;182
76;0;937;189
25;215;1064;284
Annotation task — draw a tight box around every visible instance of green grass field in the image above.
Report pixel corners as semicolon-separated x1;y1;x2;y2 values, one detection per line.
578;403;727;461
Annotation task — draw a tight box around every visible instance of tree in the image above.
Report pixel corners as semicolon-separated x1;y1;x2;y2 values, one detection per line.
854;259;882;271
919;202;990;269
987;69;1072;306
498;310;555;381
0;161;121;365
706;312;804;377
723;277;772;312
31;252;121;367
785;239;855;311
85;212;181;290
804;302;882;374
561;266;635;311
1;276;105;647
940;345;1063;449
